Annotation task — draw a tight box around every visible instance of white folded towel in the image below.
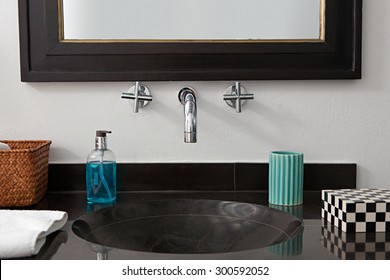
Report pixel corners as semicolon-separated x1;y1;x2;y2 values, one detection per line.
0;210;68;259
0;142;11;151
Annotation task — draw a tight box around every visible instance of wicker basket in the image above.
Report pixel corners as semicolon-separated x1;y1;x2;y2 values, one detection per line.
0;140;51;207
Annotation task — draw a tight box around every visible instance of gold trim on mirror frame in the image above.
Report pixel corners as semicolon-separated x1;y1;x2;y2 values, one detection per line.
58;0;326;43
320;0;326;40
58;0;64;41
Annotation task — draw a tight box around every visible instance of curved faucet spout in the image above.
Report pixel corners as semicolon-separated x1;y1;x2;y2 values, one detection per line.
178;87;197;143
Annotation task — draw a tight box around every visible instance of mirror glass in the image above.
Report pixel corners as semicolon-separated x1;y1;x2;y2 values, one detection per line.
62;0;323;41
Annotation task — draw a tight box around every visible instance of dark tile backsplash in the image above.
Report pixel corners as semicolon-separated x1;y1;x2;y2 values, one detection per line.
118;163;234;191
48;163;356;192
235;163;357;191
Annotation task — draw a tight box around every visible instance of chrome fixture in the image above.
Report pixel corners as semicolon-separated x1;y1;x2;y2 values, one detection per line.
223;82;254;113
91;244;109;260
121;82;152;113
178;87;197;143
96;251;108;260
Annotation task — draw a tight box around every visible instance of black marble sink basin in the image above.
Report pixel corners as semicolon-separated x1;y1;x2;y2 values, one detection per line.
72;200;303;254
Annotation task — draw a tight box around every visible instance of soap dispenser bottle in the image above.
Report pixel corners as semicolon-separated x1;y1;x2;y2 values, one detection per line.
86;130;116;204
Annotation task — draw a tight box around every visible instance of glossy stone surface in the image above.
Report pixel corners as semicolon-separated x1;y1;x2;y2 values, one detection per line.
72;200;303;254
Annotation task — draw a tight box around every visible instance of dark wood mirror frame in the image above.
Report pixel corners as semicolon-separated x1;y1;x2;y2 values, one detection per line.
18;0;362;82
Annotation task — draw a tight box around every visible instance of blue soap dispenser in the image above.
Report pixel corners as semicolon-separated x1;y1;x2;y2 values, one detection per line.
86;130;116;204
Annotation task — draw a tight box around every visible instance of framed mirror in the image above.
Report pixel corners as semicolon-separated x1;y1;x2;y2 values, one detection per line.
61;0;323;41
18;0;362;82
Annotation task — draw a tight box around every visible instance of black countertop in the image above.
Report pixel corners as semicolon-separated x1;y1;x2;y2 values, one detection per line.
17;191;389;260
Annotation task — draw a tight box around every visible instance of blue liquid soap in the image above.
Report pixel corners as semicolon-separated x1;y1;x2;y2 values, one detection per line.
86;161;116;204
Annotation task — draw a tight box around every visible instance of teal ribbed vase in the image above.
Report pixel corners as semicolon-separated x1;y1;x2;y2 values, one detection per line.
269;151;304;206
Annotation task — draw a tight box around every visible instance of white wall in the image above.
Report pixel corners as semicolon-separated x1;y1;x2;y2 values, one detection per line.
0;1;389;188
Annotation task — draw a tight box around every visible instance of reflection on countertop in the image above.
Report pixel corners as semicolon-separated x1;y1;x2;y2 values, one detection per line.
33;191;323;220
6;191;390;260
322;221;390;260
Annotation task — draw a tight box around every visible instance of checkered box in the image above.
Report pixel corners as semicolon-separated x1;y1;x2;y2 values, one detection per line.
322;220;390;260
321;189;390;232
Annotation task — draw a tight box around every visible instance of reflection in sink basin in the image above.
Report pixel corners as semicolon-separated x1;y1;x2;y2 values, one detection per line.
72;200;303;254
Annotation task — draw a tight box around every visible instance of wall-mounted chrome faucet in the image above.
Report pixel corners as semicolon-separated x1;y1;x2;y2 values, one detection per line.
178;87;197;143
120;82;254;142
121;82;153;113
223;82;254;113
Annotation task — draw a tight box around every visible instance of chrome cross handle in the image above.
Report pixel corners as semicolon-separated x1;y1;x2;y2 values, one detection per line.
223;82;254;113
121;82;152;113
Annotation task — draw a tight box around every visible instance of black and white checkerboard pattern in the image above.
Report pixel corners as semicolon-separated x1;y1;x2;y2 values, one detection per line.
322;220;390;260
322;189;390;232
